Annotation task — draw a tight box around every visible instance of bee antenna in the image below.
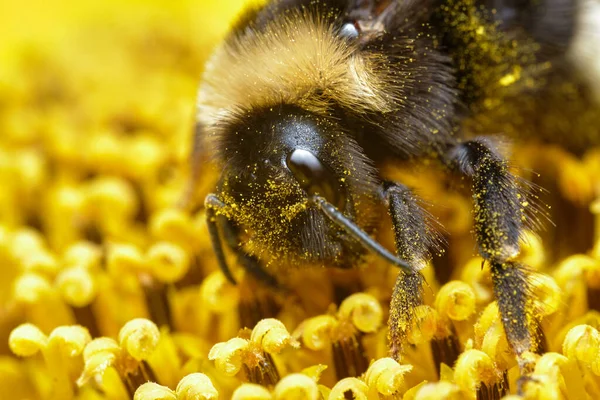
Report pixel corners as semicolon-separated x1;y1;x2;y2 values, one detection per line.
312;195;416;274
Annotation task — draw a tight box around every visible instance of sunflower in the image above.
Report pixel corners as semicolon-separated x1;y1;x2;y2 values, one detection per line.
1;1;600;399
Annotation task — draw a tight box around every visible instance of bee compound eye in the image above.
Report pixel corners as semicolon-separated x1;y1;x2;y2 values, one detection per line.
286;149;345;208
340;22;360;39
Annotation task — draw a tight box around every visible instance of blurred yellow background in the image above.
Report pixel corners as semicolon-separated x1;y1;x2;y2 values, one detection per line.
1;2;600;399
0;0;251;70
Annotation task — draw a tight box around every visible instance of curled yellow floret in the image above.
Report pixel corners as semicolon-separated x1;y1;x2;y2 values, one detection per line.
83;337;121;361
531;352;588;400
251;318;299;353
529;273;561;317
150;208;200;250
562;324;600;375
176;373;219;400
519;230;546;269
273;373;319;400
406;305;438;345
83;176;138;221
435;281;476;321
460;257;493;304
62;241;102;269
9;323;48;357
583;254;600;288
364;357;413;396
106;242;145;274
21;250;60;275
148;241;190;283
300;364;327;382
118;318;161;361
454;349;499;395
78;337;121;386
553;254;595;285
48;325;91;356
208;337;250;376
473;302;512;369
232;384;272;400
337;292;383;333
9;229;45;260
414;381;463;400
329;377;370;400
56;266;97;307
13;272;52;303
134;382;177;400
200;271;240;313
301;315;338;350
534;352;568;376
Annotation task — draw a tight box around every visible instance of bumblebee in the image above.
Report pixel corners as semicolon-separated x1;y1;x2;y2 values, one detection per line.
189;0;583;376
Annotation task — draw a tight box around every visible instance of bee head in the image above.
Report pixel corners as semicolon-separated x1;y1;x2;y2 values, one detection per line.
216;105;367;210
213;105;380;262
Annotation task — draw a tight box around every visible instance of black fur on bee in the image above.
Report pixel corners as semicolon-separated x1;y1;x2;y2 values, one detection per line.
189;0;578;384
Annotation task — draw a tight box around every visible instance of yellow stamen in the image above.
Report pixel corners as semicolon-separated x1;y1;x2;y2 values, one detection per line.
209;338;250;376
364;357;413;396
250;318;299;353
56;266;97;308
9;323;48;356
413;381;463;400
337;293;383;333
176;373;219;400
149;208;201;252
134;382;177;400
474;303;512;370
273;373;319;400
454;349;503;399
147;241;190;283
435;281;476;322
106;242;146;275
62;241;102;270
118;318;161;361
562;324;600;375
9;324;91;400
406;306;438;345
232;383;272;400
78;337;121;386
329;377;370;400
301;315;338;351
529;273;561;317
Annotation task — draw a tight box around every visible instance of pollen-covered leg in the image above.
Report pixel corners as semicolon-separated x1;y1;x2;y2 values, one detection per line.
205;194;237;285
219;213;282;290
205;193;280;289
447;138;539;373
383;182;440;360
206;193;282;328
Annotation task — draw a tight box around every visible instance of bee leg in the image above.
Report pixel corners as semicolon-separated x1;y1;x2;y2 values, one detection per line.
446;138;538;378
382;182;438;360
218;217;282;290
205;193;281;289
313;195;415;273
205;193;237;285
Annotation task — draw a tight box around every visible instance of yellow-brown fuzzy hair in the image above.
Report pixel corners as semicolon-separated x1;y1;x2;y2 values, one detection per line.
197;9;400;129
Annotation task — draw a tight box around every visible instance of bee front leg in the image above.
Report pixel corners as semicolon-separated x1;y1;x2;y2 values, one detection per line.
205;194;280;289
205;194;238;284
446;138;539;378
382;182;440;360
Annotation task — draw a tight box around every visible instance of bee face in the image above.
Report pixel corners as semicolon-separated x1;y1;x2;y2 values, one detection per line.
214;106;380;266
